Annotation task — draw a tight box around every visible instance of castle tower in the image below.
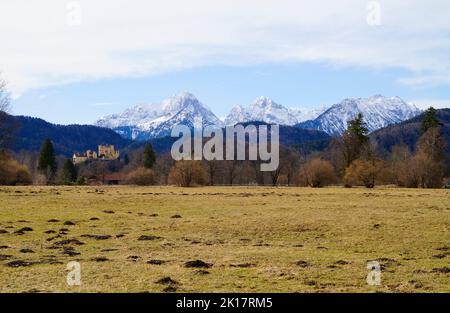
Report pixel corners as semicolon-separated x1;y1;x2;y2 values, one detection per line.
98;144;119;160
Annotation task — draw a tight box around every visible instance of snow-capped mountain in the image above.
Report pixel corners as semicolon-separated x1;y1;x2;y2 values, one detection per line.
296;95;422;136
96;93;421;140
96;92;223;140
224;97;324;126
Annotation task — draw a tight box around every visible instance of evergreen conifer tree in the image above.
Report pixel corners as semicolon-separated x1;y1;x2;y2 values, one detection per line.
143;143;156;169
37;139;57;181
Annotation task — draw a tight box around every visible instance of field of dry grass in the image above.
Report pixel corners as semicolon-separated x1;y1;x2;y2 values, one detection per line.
0;186;448;293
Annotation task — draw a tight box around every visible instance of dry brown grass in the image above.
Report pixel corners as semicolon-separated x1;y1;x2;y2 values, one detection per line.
0;186;448;293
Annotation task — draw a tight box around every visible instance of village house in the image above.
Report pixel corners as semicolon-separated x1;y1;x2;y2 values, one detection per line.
73;144;120;164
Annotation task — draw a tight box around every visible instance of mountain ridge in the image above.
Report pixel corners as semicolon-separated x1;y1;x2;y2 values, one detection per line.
96;92;223;140
7;109;448;160
296;95;422;136
224;96;324;126
96;93;423;140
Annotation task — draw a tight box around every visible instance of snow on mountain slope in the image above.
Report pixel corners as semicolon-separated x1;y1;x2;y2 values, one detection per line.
224;97;324;126
296;95;422;136
96;93;420;140
95;92;223;140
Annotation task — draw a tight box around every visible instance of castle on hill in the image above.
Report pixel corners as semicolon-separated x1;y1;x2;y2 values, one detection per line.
73;144;119;164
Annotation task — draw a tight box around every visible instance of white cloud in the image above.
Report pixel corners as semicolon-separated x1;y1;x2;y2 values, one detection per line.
398;75;450;87
1;0;450;95
409;99;450;110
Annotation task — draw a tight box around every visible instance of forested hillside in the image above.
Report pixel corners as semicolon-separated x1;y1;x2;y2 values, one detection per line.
370;109;450;154
8;115;132;156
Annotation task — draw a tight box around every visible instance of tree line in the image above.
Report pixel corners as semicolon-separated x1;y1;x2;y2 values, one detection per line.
0;74;448;188
2;108;447;188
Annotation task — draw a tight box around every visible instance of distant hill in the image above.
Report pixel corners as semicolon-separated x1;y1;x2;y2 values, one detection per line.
370;108;450;154
224;121;331;147
130;122;332;155
279;123;331;147
7;115;132;156
7;114;332;158
12;109;447;161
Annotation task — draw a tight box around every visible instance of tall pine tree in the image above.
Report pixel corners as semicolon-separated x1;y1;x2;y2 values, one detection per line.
421;107;441;134
123;153;129;165
342;113;370;167
143;143;156;169
37;139;57;181
61;158;77;184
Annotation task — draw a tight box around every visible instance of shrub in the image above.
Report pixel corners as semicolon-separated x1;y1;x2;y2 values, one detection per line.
126;167;156;186
344;158;385;188
14;167;32;185
0;154;32;185
298;158;336;187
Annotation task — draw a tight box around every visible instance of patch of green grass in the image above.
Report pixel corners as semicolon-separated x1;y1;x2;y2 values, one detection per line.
0;186;448;292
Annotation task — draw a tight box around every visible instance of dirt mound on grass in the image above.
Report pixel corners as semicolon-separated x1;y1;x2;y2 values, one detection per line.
184;260;212;268
81;234;111;240
138;235;161;241
5;260;36;267
155;277;178;285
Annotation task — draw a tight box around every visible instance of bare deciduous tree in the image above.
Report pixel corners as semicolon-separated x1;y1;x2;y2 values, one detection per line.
205;160;220;186
223;160;238;185
283;149;301;186
168;160;207;187
0;76;9;112
0;75;13;150
154;153;175;184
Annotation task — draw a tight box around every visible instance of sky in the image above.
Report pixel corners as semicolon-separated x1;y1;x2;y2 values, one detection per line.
1;0;450;124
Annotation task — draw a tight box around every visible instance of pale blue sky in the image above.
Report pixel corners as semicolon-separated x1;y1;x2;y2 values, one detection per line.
2;1;450;124
11;62;450;124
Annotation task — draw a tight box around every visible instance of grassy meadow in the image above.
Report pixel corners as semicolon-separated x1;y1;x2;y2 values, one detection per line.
0;186;448;293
